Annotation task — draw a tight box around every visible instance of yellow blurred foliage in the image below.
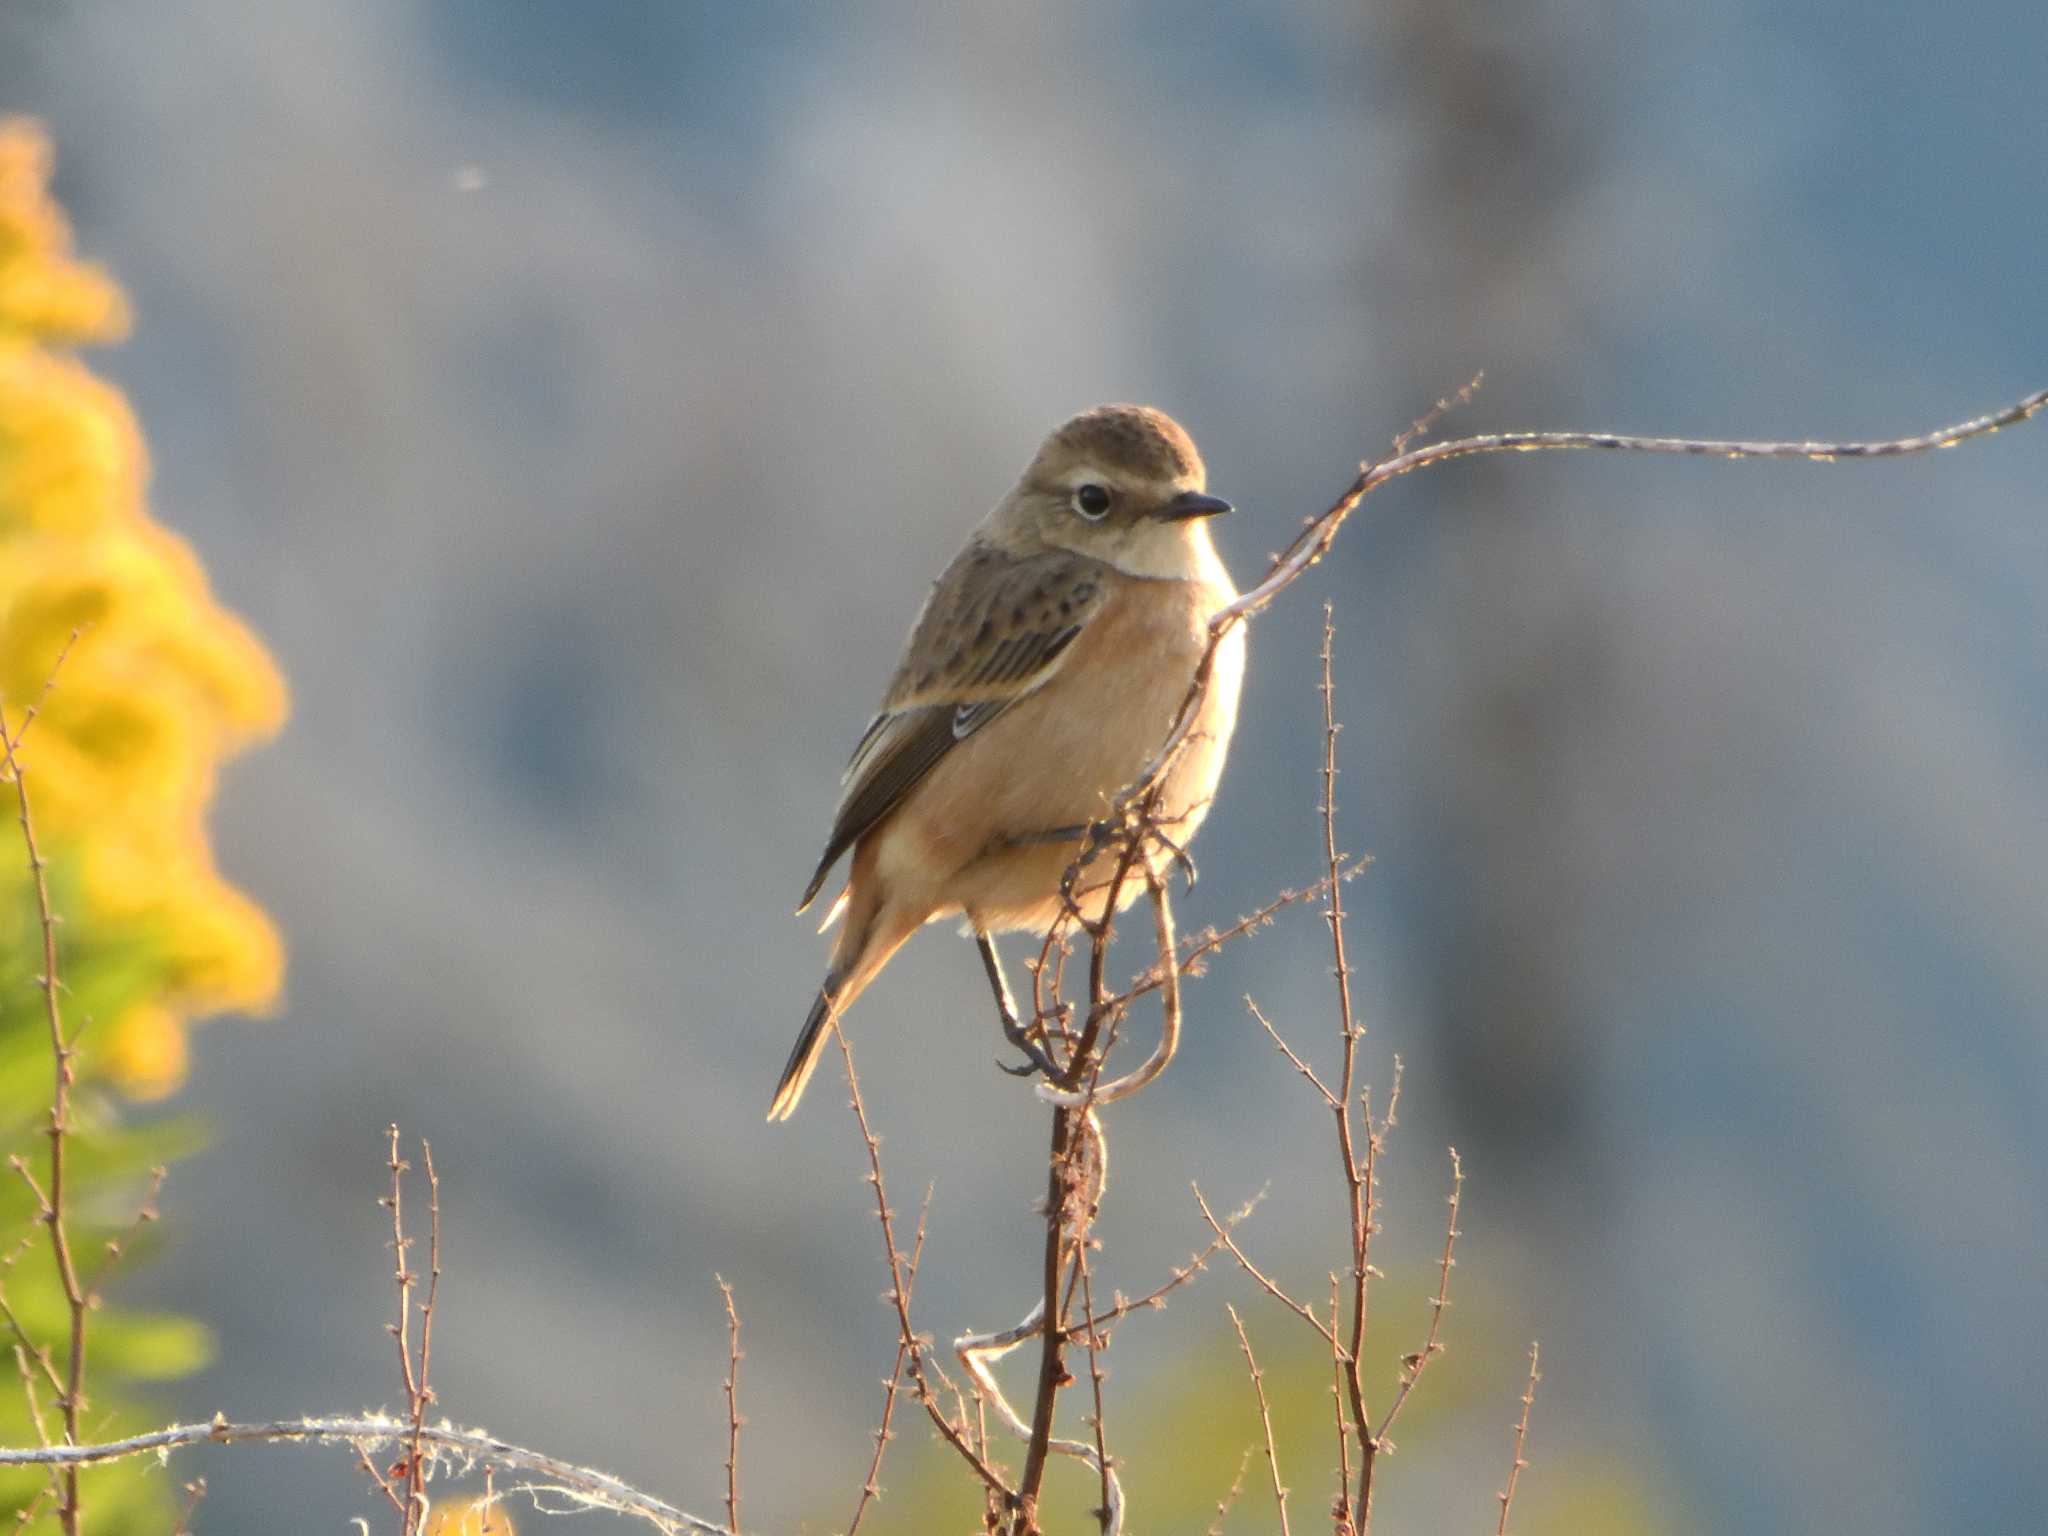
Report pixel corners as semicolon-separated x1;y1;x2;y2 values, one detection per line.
423;1497;515;1536
0;116;288;1095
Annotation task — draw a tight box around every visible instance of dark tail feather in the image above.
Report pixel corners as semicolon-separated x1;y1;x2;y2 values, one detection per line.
795;846;839;914
766;975;839;1122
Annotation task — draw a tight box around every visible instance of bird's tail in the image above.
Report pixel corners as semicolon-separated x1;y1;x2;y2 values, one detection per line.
770;876;918;1123
766;973;840;1122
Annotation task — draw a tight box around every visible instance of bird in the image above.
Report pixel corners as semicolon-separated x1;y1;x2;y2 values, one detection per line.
769;404;1247;1121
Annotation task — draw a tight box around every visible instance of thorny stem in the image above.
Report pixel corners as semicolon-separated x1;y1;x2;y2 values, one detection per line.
845;1189;929;1536
715;1276;743;1536
1495;1344;1541;1536
1203;1447;1254;1536
1317;607;1377;1529
1371;1149;1463;1446
381;1125;436;1535
170;1475;207;1536
413;1142;441;1532
1226;1305;1290;1536
0;1417;737;1536
0;709;87;1536
1330;1272;1353;1532
1192;1184;1333;1345
1016;805;1152;1528
1114;869;1353;1011
1074;1235;1113;1534
1112;382;2048;840
834;1030;1016;1508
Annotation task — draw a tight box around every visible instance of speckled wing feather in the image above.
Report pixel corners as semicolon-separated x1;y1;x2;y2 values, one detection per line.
796;543;1112;912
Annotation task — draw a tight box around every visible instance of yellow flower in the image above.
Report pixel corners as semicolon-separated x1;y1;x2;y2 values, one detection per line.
424;1498;516;1536
105;1004;190;1103
0;116;288;1096
0;122;128;346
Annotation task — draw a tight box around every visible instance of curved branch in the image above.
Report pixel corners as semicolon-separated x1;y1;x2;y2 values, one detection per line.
1118;384;2048;815
0;1417;734;1536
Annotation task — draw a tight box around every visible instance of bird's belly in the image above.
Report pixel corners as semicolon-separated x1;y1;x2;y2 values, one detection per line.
875;581;1246;934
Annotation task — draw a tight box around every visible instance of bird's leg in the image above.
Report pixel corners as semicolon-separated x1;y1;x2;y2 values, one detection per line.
979;931;1061;1079
1003;822;1097;847
1144;823;1199;891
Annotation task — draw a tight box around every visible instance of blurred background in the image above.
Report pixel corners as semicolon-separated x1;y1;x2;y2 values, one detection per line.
3;2;2045;1532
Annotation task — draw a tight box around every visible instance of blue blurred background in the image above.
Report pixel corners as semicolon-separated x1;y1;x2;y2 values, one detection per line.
4;2;2045;1531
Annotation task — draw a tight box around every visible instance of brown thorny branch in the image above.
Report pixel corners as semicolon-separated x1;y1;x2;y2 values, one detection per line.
1495;1343;1541;1536
369;1124;443;1535
1194;601;1467;1536
0;632;162;1536
716;1274;744;1536
0;389;2036;1530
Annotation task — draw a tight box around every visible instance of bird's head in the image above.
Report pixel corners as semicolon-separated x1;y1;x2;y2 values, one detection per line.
994;404;1232;578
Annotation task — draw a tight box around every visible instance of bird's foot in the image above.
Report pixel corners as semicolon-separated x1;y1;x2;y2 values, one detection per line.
997;1016;1063;1079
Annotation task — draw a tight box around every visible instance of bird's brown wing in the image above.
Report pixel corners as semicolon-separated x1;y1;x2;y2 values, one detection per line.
796;544;1113;912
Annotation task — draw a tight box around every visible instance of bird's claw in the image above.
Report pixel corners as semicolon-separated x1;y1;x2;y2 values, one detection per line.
998;1037;1061;1079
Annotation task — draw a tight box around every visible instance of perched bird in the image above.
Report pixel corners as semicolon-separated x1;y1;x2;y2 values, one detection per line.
770;405;1247;1121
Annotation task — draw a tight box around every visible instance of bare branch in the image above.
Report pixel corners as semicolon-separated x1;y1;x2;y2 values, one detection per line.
1225;1305;1290;1536
0;628;83;752
1245;998;1338;1109
715;1276;743;1536
1203;1447;1254;1536
170;1476;208;1536
1494;1344;1542;1536
834;1030;1016;1507
1372;1147;1464;1446
1112;386;2048;841
845;1187;930;1536
84;1165;166;1302
1192;1185;1334;1346
0;1417;736;1535
0;699;89;1536
1086;1187;1265;1336
1073;1231;1114;1535
1112;866;1360;1010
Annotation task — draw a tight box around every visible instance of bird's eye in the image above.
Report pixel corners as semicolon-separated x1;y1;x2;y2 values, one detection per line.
1073;484;1111;520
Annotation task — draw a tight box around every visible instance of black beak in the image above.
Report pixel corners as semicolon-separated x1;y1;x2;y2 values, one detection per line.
1158;490;1233;521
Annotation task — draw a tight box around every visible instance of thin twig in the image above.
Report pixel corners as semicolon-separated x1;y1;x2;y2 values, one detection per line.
1085;1187;1264;1336
1371;1148;1463;1446
411;1141;441;1533
0;709;88;1536
1494;1344;1541;1536
1;629;82;752
10;1339;58;1515
8;1484;51;1534
1111;386;2048;842
1041;876;1182;1108
1203;1447;1254;1536
1330;1272;1352;1532
845;1187;930;1536
1390;375;1485;459
1315;607;1378;1531
84;1165;166;1301
1112;867;1358;1010
0;1238;64;1399
1192;1185;1333;1346
170;1475;207;1536
0;1417;737;1535
378;1126;435;1535
1245;998;1338;1109
1225;1305;1290;1536
834;1030;1016;1507
714;1276;743;1536
1074;1233;1114;1535
1017;805;1155;1528
355;1443;407;1517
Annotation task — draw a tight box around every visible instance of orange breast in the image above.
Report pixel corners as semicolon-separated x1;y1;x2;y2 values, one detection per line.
870;570;1246;933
